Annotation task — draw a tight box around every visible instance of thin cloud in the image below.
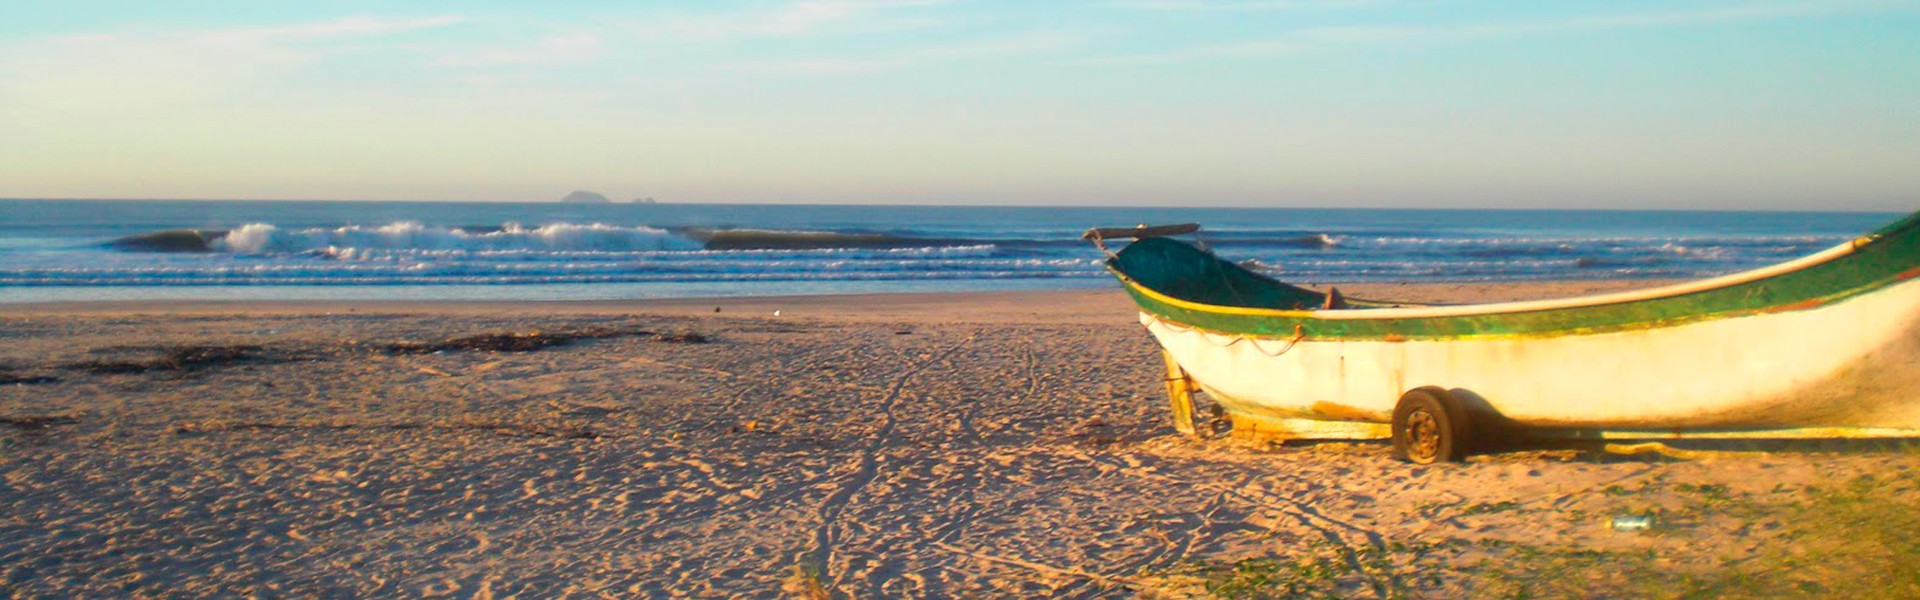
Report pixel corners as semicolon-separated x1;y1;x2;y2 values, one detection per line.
0;15;467;112
1090;2;1912;64
722;30;1086;75
44;14;472;47
244;15;470;40
630;0;951;41
434;32;606;68
1115;0;1395;10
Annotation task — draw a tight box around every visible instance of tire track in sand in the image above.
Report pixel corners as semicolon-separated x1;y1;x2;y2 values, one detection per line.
794;334;975;591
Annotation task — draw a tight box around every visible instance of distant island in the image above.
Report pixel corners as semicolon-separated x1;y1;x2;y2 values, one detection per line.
632;197;658;204
559;190;611;204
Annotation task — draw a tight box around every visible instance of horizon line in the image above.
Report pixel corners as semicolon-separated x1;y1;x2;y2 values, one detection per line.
0;196;1905;214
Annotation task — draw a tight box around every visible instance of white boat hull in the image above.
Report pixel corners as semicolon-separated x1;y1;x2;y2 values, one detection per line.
1145;276;1920;438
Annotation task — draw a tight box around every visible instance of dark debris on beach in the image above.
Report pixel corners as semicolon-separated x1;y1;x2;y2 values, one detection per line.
0;361;61;385
12;325;713;383
376;327;709;355
0;370;62;385
0;414;80;430
172;418;600;440
62;344;306;375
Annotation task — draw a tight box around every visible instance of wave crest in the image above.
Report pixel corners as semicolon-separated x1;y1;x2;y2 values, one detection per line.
208;222;700;254
114;222;989;254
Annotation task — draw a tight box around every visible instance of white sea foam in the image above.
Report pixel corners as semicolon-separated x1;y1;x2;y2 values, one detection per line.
317;243;1004;262
213;222;700;255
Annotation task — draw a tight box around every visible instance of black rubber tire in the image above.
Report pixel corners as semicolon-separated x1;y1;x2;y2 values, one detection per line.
1391;386;1472;464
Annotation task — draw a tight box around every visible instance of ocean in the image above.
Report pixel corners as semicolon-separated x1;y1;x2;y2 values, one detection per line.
0;199;1901;303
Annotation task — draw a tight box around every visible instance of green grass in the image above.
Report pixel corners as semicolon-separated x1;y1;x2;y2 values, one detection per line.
1671;482;1730;501
1471;472;1920;599
1158;470;1920;599
1601;484;1637;497
1165;539;1446;600
1457;500;1524;516
1761;474;1920;598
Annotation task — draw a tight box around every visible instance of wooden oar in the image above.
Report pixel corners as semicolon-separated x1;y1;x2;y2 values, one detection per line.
1080;223;1200;241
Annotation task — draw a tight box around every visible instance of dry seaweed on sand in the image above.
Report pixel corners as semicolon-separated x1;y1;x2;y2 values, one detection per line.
379;332;574;354
171;418;600;440
0;361;61;384
62;344;304;375
0;372;61;385
0;414;80;430
376;327;708;355
650;331;710;344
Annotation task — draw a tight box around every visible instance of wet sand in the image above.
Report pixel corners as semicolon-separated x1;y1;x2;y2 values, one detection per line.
2;284;1916;598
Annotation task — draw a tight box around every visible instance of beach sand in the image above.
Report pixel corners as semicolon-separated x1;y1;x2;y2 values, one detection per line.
2;283;1916;598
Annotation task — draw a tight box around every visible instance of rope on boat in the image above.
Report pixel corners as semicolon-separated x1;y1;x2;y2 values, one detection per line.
1148;316;1308;358
1089;235;1117;260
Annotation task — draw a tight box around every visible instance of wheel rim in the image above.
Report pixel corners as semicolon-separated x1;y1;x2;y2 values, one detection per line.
1407;409;1441;462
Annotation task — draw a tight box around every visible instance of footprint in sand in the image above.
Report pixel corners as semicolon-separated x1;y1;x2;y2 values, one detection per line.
418;579;460;596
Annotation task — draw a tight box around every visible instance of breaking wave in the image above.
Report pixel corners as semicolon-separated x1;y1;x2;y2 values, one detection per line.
213;222;698;254
108;222;1001;254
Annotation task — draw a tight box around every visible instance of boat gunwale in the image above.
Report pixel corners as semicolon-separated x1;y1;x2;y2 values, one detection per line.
1108;234;1878;322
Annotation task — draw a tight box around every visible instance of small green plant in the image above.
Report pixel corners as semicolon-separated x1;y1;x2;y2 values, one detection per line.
1458;500;1523;516
782;564;831;600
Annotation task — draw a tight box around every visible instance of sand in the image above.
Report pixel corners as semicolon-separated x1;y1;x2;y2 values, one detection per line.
2;283;1916;598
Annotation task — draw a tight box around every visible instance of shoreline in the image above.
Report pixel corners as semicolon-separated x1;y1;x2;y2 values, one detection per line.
0;279;1684;318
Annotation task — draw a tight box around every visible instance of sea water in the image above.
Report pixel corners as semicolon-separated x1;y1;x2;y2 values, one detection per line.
0;199;1899;302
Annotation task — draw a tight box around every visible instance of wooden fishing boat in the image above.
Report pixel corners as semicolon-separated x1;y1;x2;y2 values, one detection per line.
1085;213;1920;463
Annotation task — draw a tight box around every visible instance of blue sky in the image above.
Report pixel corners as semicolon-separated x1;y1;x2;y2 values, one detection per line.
1;1;1915;209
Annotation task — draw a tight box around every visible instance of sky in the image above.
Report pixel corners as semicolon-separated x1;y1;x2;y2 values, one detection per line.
1;1;1916;210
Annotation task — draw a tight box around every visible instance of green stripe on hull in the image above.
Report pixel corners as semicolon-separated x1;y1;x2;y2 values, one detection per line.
1110;211;1920;341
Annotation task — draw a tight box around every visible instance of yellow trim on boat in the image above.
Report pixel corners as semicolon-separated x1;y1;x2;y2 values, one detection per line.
1117;235;1872;321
